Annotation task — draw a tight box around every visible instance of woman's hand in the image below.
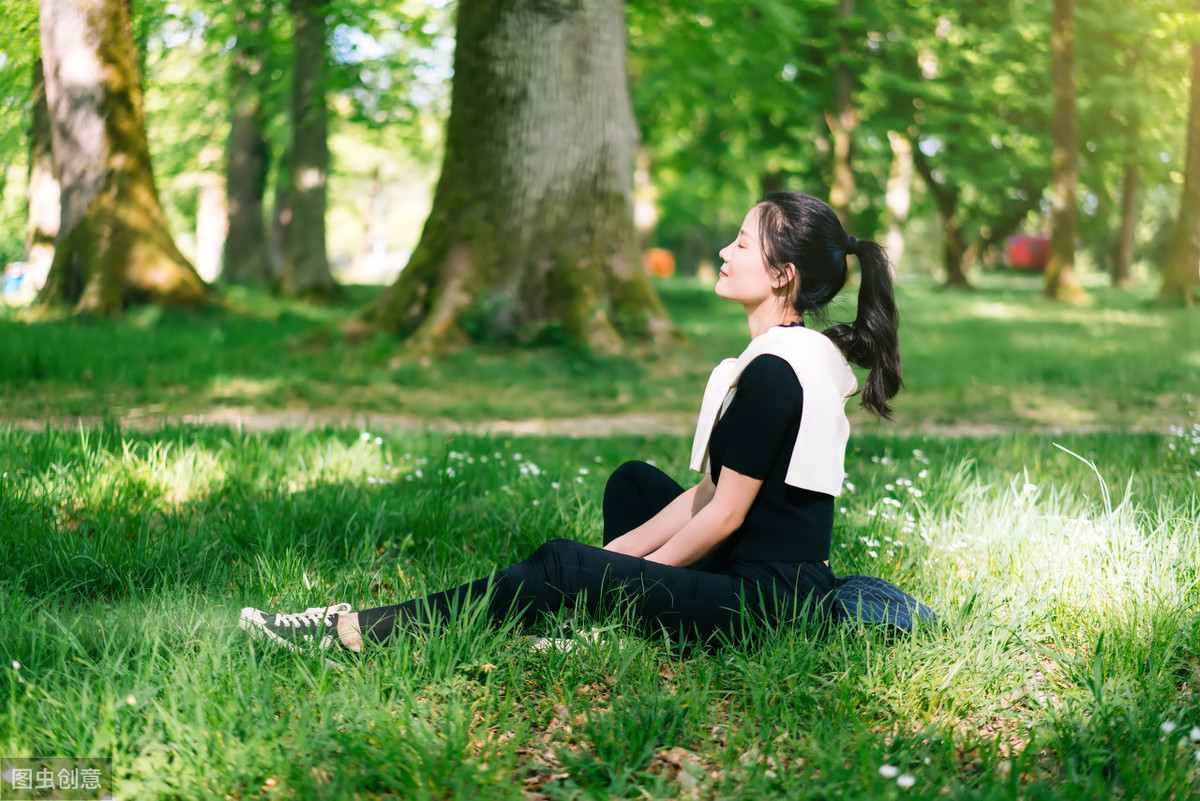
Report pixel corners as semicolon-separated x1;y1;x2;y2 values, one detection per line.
645;468;761;567
604;476;715;558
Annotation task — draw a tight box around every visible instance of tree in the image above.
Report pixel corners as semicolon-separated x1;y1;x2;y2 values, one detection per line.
356;0;669;351
1044;0;1086;302
854;1;1051;287
280;0;338;299
1075;0;1190;289
827;0;857;229
26;58;59;287
1161;8;1200;305
222;0;273;285
36;0;209;312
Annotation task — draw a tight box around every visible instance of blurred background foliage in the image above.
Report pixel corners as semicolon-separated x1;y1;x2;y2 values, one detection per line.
0;0;1193;287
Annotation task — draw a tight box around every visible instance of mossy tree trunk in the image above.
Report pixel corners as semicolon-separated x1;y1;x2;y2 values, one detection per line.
1044;0;1086;303
1160;19;1200;306
37;0;209;313
25;58;59;288
222;0;272;285
357;0;669;351
281;0;337;299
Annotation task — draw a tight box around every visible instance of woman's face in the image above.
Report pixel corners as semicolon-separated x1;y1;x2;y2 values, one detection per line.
716;206;778;307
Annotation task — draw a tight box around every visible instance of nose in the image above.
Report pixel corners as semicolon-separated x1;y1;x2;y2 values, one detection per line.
718;244;729;263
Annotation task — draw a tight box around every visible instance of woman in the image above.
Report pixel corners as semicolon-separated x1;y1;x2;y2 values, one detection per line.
240;192;901;654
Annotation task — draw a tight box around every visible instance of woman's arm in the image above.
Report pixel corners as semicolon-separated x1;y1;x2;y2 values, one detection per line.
603;475;717;558
644;467;762;567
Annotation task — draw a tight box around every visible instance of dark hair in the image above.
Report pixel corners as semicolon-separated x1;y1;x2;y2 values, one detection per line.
756;192;902;418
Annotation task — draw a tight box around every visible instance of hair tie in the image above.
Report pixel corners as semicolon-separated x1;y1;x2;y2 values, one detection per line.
846;236;858;256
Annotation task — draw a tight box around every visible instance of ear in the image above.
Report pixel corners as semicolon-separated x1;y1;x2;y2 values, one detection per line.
774;262;797;290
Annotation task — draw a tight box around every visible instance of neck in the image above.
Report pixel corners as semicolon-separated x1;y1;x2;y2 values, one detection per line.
745;302;800;339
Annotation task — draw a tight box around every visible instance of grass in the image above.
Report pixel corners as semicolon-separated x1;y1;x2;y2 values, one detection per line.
1;422;1198;799
1;272;1197;431
2;272;1199;798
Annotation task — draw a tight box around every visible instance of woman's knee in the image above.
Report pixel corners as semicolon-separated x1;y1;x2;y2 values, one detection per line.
604;460;653;494
528;538;584;569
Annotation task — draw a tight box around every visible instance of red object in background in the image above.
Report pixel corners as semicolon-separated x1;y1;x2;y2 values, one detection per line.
643;248;676;278
1005;233;1050;271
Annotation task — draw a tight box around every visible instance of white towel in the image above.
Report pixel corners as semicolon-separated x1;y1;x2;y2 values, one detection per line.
689;326;858;497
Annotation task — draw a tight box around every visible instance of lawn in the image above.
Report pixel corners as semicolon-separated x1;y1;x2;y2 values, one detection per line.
2;272;1197;431
1;273;1199;799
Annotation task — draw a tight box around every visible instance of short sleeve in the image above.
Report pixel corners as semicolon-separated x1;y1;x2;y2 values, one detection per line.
715;355;803;480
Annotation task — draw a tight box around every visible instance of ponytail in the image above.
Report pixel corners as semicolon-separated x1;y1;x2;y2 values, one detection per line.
754;192;903;418
823;239;903;419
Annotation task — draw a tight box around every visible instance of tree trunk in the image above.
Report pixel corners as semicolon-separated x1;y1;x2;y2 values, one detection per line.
194;147;227;283
1044;0;1086;303
222;0;272;285
356;0;669;351
826;0;856;230
25;58;59;292
1161;23;1200;306
37;0;209;313
281;0;337;299
269;163;291;283
913;145;971;289
884;130;912;277
349;166;383;278
1112;160;1138;289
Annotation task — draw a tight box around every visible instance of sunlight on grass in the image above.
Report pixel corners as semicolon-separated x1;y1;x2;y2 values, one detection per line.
3;275;1197;431
2;422;1198;798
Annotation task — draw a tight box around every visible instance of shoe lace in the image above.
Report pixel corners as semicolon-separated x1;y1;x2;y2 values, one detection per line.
275;603;352;629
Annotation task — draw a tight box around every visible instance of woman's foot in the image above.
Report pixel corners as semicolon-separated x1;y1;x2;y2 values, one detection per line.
337;612;364;652
239;603;356;654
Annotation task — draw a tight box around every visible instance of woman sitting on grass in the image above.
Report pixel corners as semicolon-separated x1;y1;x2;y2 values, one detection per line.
240;191;903;654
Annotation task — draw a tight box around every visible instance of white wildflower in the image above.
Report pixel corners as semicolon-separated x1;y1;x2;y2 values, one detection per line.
360;432;371;441
551;482;560;490
11;660;18;671
1190;726;1200;743
845;481;856;492
897;774;916;789
885;483;895;492
918;469;929;479
879;765;899;779
868;550;879;559
126;695;137;706
578;468;589;475
1022;483;1037;494
1161;720;1178;735
374;437;383;445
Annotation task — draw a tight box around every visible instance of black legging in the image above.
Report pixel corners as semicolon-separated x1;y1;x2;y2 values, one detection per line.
355;461;833;645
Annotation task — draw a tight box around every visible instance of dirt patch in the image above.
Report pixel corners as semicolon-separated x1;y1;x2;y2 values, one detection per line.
1;407;1170;438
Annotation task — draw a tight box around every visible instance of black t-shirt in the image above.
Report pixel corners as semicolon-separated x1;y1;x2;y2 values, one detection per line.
706;354;835;564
